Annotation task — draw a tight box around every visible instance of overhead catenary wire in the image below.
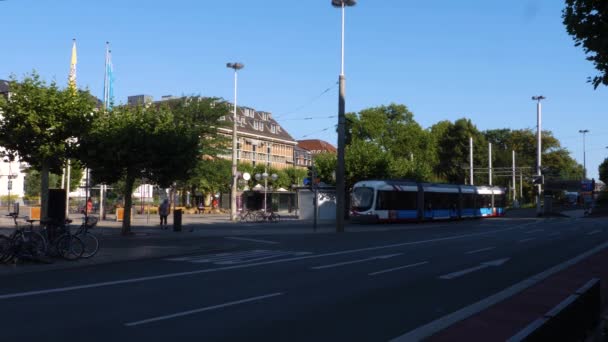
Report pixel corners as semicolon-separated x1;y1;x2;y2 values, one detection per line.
273;82;338;120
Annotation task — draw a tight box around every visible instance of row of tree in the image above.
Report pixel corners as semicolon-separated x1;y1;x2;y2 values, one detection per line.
312;104;585;203
0;73;589;236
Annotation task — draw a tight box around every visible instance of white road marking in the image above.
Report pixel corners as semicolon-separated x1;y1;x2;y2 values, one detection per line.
438;258;510;280
518;238;536;243
525;229;544;234
311;253;402;270
392;241;608;342
166;250;312;265
465;247;495;255
368;261;429;276
587;230;602;236
124;293;283;327
225;237;279;244
0;223;535;300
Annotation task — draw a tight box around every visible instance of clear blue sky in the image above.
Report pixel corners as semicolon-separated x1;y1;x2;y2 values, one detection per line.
1;0;606;180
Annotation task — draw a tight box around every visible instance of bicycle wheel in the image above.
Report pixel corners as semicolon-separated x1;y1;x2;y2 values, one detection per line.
245;212;256;223
254;212;266;223
0;235;13;263
56;235;85;261
270;213;281;223
76;232;99;258
23;231;48;258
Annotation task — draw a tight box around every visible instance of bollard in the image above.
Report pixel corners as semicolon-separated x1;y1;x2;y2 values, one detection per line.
173;209;182;232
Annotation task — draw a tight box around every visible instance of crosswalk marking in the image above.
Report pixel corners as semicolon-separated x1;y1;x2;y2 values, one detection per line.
165;250;312;265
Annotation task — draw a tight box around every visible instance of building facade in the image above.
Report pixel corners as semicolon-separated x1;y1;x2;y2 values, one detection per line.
218;106;298;170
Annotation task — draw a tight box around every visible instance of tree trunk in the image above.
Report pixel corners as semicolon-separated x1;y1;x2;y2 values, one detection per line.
121;175;135;236
40;162;50;219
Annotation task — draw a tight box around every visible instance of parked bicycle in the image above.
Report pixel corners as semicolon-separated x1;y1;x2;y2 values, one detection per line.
74;216;99;259
239;210;257;223
39;217;85;261
255;211;281;223
0;213;47;264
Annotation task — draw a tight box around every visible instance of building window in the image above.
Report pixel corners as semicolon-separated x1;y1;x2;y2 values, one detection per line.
253;120;259;130
271;125;276;134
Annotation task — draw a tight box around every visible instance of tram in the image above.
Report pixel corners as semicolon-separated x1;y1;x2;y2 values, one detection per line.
351;179;506;223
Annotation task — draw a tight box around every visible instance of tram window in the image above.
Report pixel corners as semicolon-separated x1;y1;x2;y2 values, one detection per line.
424;192;458;209
376;190;417;210
352;187;374;211
463;193;475;208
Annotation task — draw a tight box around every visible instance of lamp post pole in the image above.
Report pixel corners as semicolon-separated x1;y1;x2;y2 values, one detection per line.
579;129;589;179
532;95;545;216
227;62;244;221
332;0;356;233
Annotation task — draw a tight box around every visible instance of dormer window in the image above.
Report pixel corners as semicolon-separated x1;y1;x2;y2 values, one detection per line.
271;125;276;134
253;120;259;130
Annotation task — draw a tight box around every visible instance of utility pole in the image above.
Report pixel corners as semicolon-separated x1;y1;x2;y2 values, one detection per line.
579;129;589;179
512;150;516;203
312;159;318;231
532;95;545;216
332;0;356;233
469;137;474;185
488;142;492;186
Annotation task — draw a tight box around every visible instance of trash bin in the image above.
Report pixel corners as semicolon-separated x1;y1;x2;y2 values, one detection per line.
173;209;182;232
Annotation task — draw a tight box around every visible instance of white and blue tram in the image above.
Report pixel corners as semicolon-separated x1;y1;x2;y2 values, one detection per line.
351;180;506;223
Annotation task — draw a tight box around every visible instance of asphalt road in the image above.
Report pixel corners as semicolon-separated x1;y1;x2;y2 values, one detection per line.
1;216;607;341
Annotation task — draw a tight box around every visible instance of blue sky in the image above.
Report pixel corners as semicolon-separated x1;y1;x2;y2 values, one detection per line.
1;0;606;180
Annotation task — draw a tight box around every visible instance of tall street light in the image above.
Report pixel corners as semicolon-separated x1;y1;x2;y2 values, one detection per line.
332;0;356;233
227;62;244;221
579;129;589;179
532;95;545;216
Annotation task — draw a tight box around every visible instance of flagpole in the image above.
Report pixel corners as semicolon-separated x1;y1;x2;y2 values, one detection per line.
103;42;109;109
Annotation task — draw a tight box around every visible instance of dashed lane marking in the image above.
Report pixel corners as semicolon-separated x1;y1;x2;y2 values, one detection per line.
165;250;312;265
224;237;279;244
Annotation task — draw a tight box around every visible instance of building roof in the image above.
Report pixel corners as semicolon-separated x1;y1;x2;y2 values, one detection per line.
0;79;9;94
222;106;296;144
297;139;337;154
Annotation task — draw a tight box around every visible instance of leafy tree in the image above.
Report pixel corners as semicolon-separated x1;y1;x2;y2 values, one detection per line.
191;158;232;196
434;118;488;184
79;103;203;235
24;165;83;198
345;103;436;184
600;158;608;184
282;167;307;188
0;72;97;218
313;152;337;185
563;1;608;88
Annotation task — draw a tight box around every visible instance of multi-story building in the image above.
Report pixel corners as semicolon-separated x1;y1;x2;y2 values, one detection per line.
297;139;337;155
218;106;298;170
293;146;312;168
127;94;154;107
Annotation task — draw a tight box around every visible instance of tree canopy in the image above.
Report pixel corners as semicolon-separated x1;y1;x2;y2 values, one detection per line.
563;0;608;88
78;99;219;235
0;72;97;218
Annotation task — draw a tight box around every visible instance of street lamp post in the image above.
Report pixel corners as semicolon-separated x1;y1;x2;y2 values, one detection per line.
332;0;356;233
532;95;545;216
579;129;589;179
227;62;244;221
255;172;278;212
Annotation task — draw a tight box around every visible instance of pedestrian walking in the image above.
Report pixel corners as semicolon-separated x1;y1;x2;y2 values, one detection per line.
159;199;170;229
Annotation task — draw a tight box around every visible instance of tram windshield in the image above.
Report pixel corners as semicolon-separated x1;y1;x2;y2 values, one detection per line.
352;187;374;211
